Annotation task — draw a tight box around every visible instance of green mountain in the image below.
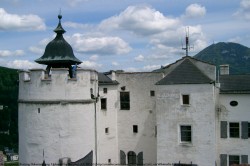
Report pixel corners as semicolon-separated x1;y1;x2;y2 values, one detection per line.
194;42;250;74
0;66;19;152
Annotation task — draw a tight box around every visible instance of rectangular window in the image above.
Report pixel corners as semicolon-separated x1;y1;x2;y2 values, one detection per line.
150;90;155;96
229;155;240;165
180;125;192;143
248;123;250;138
103;88;107;94
101;98;107;110
133;125;138;133
120;92;130;110
182;94;190;105
108;159;111;164
229;122;239;138
105;127;109;134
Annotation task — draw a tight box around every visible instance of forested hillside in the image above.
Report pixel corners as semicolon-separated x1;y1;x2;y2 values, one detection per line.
0;66;18;152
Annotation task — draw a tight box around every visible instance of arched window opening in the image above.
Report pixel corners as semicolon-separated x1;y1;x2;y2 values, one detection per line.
127;151;136;165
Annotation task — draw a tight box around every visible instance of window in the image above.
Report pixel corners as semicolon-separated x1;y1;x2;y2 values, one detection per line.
229;122;239;138
101;98;107;110
248;123;250;138
105;127;109;134
127;151;136;165
108;159;111;164
180;125;192;143
120;92;130;110
103;88;107;94
182;94;190;105
133;125;138;133
150;90;155;96
38;108;40;113
229;155;240;165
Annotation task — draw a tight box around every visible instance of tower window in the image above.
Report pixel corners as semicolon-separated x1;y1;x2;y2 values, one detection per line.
103;88;108;94
150;90;155;96
133;125;138;133
105;127;109;134
182;94;190;105
38;108;40;113
108;159;111;163
101;98;107;110
120;92;130;110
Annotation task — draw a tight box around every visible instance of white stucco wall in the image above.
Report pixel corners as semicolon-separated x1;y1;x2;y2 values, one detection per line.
115;72;163;165
97;85;119;164
156;84;217;166
218;93;250;165
19;68;98;164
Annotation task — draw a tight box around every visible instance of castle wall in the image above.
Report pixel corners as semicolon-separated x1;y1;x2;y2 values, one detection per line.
156;84;217;166
18;68;98;164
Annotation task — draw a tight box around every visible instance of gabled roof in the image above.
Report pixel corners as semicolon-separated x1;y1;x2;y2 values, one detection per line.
98;73;119;85
156;58;213;85
220;75;250;94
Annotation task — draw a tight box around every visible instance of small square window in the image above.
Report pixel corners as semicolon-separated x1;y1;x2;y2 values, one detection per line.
101;98;107;110
182;95;190;105
180;125;192;143
150;90;155;96
133;125;138;133
229;155;240;165
103;88;108;94
229;122;239;138
105;127;109;134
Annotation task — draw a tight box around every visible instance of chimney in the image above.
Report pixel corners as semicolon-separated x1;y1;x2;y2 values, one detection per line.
220;64;229;75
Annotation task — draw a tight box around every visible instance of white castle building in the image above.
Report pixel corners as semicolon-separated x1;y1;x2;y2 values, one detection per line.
18;15;250;166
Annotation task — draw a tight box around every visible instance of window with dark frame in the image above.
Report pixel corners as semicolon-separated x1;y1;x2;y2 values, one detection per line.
133;125;138;133
248;123;250;138
103;88;107;94
229;155;240;165
127;151;136;165
180;125;192;142
150;90;155;97
101;98;107;110
182;95;190;105
120;92;130;110
229;122;239;138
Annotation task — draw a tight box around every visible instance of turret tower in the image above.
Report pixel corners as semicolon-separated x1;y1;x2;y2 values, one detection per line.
18;15;98;165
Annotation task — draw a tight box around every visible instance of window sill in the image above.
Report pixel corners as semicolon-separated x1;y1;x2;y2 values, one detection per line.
179;142;193;146
181;104;190;107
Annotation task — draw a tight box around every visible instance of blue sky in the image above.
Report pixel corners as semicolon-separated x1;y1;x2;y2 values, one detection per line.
0;0;250;72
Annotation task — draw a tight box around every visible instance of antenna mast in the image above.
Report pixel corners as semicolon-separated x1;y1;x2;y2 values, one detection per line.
182;27;192;57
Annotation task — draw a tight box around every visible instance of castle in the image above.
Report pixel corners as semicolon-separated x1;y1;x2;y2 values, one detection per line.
18;15;250;166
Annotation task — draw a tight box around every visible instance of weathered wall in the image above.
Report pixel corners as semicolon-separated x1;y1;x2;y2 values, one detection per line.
115;72;163;165
18;68;98;164
156;84;217;166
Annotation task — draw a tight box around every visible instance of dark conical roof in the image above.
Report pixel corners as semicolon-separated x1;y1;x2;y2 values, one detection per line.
35;15;82;66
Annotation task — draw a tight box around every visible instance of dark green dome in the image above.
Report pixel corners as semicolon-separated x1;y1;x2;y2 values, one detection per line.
35;15;82;66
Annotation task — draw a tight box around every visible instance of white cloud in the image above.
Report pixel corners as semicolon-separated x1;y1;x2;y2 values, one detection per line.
89;55;99;61
124;67;139;72
184;4;206;18
0;50;24;57
7;60;43;69
29;38;51;55
99;5;180;36
112;61;119;66
0;8;46;31
134;54;144;62
78;60;102;70
64;21;92;30
234;0;250;20
71;33;132;55
142;64;161;71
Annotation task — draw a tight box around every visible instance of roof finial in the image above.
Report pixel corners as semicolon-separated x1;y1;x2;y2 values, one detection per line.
58;8;62;20
182;27;193;57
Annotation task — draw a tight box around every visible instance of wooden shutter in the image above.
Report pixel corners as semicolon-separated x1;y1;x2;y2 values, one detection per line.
120;150;126;165
220;154;227;166
241;155;248;164
241;121;248;139
221;121;227;138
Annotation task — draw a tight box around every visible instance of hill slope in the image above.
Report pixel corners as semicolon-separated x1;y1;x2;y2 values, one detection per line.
194;42;250;74
0;66;18;152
